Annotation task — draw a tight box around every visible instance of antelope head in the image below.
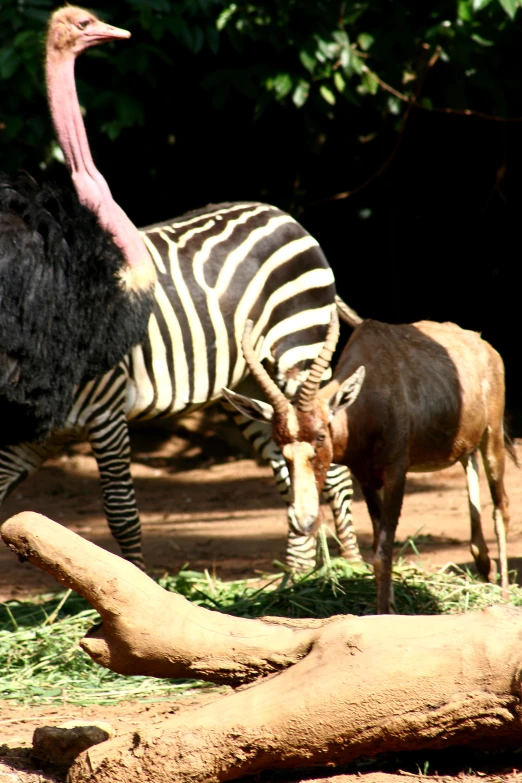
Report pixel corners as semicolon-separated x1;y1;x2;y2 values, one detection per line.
223;310;365;535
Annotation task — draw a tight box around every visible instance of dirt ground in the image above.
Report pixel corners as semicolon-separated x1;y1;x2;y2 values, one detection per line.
1;423;521;782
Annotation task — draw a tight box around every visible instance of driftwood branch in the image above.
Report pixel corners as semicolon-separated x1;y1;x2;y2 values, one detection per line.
3;512;522;783
1;512;321;686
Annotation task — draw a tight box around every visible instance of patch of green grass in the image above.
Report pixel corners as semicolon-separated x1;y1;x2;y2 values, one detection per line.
0;589;215;706
161;557;522;618
2;558;521;705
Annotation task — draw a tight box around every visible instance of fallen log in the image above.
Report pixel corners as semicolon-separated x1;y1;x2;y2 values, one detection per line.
2;512;522;783
1;512;322;685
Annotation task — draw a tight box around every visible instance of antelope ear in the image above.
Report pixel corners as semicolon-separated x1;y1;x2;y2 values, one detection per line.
328;366;365;418
222;388;274;422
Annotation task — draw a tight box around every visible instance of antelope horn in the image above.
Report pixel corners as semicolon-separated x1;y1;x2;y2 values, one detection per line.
241;320;289;417
297;308;340;412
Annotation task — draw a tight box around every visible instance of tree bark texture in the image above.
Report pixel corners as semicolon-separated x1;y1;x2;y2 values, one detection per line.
2;512;522;783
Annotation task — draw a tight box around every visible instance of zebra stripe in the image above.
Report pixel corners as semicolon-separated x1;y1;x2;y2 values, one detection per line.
126;205;335;421
286;528;319;572
0;202;360;569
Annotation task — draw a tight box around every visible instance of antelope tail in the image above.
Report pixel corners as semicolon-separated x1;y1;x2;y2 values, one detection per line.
504;430;519;468
335;295;364;328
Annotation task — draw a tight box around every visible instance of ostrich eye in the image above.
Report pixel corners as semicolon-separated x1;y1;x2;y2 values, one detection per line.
77;19;91;30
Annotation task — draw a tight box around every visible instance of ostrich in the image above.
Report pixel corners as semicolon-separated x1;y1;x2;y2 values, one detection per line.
0;10;157;445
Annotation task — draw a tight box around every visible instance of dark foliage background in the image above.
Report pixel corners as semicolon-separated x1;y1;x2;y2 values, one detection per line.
2;0;521;428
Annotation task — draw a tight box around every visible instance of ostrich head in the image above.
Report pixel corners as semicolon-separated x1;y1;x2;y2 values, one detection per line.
47;6;130;57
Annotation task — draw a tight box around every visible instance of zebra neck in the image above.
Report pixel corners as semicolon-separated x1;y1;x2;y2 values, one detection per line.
45;53;156;295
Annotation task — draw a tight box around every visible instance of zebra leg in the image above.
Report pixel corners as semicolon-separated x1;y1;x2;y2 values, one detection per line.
286;519;318;572
87;408;144;570
266;451;321;572
321;465;362;561
0;441;56;507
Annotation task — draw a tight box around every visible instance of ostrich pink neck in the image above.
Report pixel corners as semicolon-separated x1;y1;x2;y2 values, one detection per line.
46;47;154;292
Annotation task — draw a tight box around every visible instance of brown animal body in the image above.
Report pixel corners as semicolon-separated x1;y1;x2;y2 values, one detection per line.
225;309;512;614
330;319;504;473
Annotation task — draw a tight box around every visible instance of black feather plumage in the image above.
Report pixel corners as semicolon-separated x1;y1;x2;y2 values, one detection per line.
0;173;154;446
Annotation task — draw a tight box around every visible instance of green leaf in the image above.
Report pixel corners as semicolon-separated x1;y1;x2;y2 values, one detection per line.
149;16;168;41
319;84;336;105
272;72;293;99
315;36;339;62
340;46;352;73
473;0;494;10
362;70;379;95
216;3;237;31
192;26;205;54
205;26;219;54
387;96;401;115
498;0;517;17
24;8;52;23
332;30;350;49
50;142;65;164
351;53;364;75
333;71;346;92
292;80;310;108
458;0;473;21
471;33;494;45
299;48;316;74
13;30;39;48
0;115;22;142
357;33;374;51
0;48;20;80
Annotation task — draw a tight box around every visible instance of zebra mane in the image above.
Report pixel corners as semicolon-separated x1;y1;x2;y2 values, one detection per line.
0;172;154;446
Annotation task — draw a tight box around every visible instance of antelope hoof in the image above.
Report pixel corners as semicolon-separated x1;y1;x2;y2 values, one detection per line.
487;559;498;585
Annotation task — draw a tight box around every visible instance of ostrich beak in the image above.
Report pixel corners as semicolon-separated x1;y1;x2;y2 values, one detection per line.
86;20;131;44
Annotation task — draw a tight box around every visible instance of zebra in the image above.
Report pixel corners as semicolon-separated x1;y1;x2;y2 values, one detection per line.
0;201;360;571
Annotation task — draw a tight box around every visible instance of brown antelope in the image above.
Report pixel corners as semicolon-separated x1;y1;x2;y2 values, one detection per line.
224;306;514;614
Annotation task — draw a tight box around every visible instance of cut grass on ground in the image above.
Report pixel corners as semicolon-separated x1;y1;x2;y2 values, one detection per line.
1;558;520;706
